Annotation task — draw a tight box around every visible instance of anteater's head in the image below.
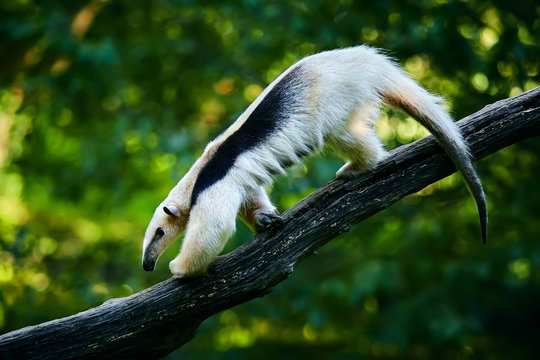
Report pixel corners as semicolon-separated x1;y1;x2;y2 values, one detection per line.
142;202;188;272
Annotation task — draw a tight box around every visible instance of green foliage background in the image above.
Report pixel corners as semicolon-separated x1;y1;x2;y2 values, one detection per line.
1;0;539;358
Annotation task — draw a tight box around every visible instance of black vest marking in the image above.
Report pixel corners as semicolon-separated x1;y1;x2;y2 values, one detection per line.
190;66;305;207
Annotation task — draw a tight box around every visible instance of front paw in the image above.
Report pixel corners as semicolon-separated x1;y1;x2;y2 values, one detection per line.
169;258;187;278
254;210;283;232
169;256;208;278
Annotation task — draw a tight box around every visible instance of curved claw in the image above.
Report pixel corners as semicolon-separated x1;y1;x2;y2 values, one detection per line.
254;211;284;231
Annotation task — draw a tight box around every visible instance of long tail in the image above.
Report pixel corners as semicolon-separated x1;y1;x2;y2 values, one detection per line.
380;70;488;244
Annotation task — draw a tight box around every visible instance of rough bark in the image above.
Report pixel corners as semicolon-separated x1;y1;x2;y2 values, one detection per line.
1;87;539;359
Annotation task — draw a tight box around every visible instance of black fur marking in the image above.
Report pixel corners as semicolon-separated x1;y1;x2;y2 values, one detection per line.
191;66;305;207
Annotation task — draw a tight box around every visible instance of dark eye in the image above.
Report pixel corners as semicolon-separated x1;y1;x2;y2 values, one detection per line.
155;228;165;238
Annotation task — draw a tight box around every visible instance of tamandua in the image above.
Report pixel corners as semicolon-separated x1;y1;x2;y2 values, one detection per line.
142;46;488;278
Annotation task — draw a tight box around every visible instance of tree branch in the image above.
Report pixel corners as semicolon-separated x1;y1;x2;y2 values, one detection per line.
1;87;539;359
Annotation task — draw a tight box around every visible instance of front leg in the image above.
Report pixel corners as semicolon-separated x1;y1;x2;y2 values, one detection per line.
239;186;282;232
169;188;239;278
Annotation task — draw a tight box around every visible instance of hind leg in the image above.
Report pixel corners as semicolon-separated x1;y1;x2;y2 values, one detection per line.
329;107;387;179
334;129;387;178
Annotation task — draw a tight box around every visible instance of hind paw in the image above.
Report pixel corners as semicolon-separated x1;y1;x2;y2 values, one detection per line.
336;162;366;179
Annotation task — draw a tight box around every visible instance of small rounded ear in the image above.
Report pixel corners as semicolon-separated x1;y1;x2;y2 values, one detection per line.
163;204;181;218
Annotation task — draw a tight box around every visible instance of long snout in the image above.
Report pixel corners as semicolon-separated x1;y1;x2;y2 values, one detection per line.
142;255;156;272
142;246;159;272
